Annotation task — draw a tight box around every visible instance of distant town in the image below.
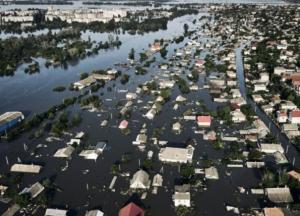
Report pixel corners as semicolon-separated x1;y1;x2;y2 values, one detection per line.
0;1;300;216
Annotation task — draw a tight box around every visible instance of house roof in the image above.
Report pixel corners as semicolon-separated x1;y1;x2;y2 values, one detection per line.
54;146;75;158
45;208;67;216
10;164;42;173
173;192;190;200
264;208;284;216
130;170;150;188
287;170;300;182
159;147;190;162
119;120;129;128
291;110;300;118
265;187;293;203
197;116;211;123
118;202;144;216
85;210;104;216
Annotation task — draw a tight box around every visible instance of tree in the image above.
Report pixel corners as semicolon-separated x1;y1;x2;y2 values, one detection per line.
160;88;171;101
183;23;189;35
248;149;262;161
129;48;135;60
217;106;232;124
71;114;82;127
180;164;195;180
160;47;168;58
15;193;31;207
80;72;89;80
176;206;190;216
142;159;153;170
120;74;130;84
139;52;148;62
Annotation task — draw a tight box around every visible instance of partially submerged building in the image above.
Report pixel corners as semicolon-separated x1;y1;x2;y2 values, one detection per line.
10;164;42;174
130;170;151;190
0;111;24;134
159;146;194;163
173;184;191;207
118;202;144;216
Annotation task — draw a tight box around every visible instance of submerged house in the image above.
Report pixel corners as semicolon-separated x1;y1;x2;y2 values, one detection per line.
289;110;300;124
197;115;212;127
259;143;284;154
265;187;293;204
159;146;194;164
79;150;100;160
85;210;104;216
54;146;75;158
263;208;284;216
10;164;42;174
119;202;144;216
173;184;191;207
0;111;24;134
152;174;163;187
19;182;44;199
130;170;151;190
119;120;129;129
45;208;67;216
73;76;96;90
205;166;219;180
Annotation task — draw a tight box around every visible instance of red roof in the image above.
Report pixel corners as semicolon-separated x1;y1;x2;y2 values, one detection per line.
119;120;128;127
196;59;205;65
119;203;144;216
197;115;212;123
291;110;300;118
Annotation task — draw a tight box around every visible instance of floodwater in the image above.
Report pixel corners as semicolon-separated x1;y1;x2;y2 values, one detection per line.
0;2;291;216
0;13;202;114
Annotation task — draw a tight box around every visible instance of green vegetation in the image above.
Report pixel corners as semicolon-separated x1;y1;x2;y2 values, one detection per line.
139;52;148;62
7;97;77;141
240;104;255;123
188;69;199;82
111;163;120;174
80;95;102;108
142;159;154;170
222;141;243;163
204;54;216;73
135;66;147;75
120;74;130;84
129;48;135;60
80;72;89;80
174;75;190;94
216;106;232;125
174;36;184;44
71;113;82;127
50;112;69;137
248;149;262;161
15;193;31;207
152;127;165;139
160;88;172;101
0;29;121;76
183;23;189;35
176;206;191;216
160;47;168;58
180;164;195;181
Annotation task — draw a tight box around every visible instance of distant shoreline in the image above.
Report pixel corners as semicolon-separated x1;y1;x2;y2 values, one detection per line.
0;1;73;5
